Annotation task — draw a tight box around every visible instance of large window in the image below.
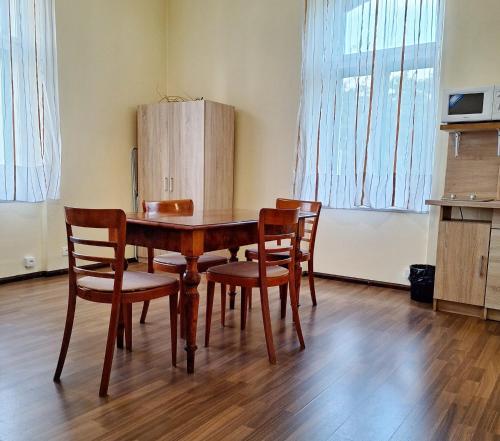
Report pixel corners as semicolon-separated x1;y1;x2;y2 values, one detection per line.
294;0;445;212
0;0;61;202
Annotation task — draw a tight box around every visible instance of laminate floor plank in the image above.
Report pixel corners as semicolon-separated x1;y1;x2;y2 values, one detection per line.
1;264;500;440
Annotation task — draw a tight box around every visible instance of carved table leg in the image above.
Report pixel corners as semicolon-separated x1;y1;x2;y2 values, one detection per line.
228;247;239;310
183;256;200;374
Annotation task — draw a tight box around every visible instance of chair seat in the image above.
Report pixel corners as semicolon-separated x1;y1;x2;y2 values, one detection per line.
245;247;310;261
207;261;288;280
154;253;228;272
78;271;178;292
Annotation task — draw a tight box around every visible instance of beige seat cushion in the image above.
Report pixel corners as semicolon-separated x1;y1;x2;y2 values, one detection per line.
78;271;177;292
207;261;288;279
154;252;227;270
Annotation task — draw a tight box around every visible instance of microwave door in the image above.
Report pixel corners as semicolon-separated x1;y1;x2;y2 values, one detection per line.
449;93;484;116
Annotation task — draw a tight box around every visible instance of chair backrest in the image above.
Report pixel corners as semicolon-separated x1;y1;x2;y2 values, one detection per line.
65;207;126;293
142;200;194;269
257;208;299;281
276;198;322;255
142;199;194;215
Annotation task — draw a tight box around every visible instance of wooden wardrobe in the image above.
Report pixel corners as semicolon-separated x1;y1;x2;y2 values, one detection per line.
137;100;235;210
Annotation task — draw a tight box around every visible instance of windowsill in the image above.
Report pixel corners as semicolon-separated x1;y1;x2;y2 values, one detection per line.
320;206;429;215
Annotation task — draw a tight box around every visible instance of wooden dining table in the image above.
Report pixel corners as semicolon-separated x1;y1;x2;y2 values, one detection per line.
125;208;315;373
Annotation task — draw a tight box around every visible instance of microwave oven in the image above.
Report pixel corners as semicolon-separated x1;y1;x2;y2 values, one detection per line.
441;85;500;123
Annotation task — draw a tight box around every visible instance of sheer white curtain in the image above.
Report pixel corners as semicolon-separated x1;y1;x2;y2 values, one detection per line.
0;0;61;202
294;0;444;212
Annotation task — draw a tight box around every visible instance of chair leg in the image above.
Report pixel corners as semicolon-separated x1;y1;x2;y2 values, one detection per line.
229;247;240;310
53;289;77;382
246;256;253;310
241;287;249;330
308;259;317;306
99;299;121;397
169;293;178;366
205;281;215;347
229;287;236;310
179;279;186;339
220;284;226;327
139;301;150;324
140;247;155;324
289;278;305;350
279;284;288;319
147;247;155;272
178;278;184;312
296;263;303;307
259;285;276;364
123;303;132;351
117;304;124;349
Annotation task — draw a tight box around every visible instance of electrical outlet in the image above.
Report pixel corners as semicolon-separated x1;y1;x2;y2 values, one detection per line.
62;246;68;256
23;256;36;269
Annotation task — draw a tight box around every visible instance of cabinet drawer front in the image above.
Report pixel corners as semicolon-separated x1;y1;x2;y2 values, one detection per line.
435;221;490;306
486;229;500;309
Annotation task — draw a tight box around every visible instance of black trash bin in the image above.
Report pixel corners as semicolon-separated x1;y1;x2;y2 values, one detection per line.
408;264;435;303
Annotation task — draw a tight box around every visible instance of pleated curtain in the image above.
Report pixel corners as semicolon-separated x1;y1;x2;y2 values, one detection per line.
294;0;444;212
0;0;61;202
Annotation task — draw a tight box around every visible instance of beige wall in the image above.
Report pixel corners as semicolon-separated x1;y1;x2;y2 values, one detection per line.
166;0;429;285
0;0;167;278
0;204;44;277
167;0;302;208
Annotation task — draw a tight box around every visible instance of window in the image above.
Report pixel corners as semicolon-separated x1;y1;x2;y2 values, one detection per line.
294;0;445;212
0;0;61;202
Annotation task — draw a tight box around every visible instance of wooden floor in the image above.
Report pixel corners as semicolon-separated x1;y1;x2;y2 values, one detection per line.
1;265;500;441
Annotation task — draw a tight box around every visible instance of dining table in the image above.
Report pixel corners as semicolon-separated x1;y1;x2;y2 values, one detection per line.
125;208;315;373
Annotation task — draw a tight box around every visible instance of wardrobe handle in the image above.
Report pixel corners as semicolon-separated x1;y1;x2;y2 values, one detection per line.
170;177;174;193
480;255;487;277
164;177;169;192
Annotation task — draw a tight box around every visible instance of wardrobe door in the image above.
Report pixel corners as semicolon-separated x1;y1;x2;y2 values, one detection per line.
167;101;204;207
138;103;171;203
203;101;234;210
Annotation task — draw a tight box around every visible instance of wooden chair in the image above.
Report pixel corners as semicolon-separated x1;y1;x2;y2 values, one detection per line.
245;198;321;314
140;200;228;330
205;208;305;363
53;207;179;397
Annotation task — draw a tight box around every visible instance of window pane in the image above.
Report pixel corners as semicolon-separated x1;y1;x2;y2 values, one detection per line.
345;0;438;55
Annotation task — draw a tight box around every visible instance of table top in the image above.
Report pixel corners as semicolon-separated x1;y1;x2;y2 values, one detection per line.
126;209;316;230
